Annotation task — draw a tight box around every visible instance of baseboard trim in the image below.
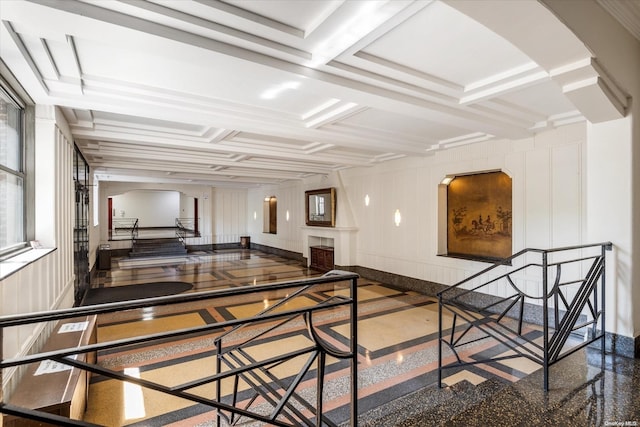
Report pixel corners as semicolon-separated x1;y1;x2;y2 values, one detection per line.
250;243;305;262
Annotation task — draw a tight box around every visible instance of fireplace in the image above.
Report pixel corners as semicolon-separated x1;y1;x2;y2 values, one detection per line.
301;226;357;268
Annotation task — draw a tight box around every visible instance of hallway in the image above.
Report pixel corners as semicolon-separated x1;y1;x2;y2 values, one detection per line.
81;249;640;426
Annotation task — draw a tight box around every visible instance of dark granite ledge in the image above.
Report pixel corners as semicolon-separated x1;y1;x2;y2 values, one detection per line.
446;348;640;426
356;347;640;427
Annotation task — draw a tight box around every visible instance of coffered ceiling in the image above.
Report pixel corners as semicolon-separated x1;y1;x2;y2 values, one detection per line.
0;0;629;187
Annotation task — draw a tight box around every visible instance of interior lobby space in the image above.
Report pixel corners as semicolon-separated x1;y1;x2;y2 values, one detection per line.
1;0;640;426
88;250;640;425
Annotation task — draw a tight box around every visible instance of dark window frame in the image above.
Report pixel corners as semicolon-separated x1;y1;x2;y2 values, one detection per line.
0;62;35;260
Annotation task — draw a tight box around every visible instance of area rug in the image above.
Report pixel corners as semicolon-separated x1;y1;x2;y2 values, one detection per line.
82;281;193;305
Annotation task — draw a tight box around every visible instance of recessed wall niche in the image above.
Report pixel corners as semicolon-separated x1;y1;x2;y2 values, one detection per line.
439;171;512;261
263;196;277;234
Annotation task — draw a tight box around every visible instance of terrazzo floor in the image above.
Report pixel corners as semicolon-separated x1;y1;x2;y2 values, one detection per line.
84;249;640;426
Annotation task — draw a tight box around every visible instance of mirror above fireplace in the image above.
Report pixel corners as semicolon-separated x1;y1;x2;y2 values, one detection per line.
305;188;336;227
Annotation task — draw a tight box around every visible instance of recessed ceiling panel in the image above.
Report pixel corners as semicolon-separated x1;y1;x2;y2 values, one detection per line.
361;1;533;86
498;80;578;117
91;111;208;134
338;108;469;142
74;37;329;116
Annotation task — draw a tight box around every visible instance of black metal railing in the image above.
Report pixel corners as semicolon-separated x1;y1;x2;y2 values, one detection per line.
0;271;359;426
176;217;199;244
437;242;612;391
112;217;138;243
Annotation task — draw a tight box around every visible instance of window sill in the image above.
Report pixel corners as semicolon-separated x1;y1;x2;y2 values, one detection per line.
0;247;57;281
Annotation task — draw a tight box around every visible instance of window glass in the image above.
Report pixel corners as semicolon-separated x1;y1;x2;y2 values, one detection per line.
1;97;21;172
0;172;24;250
0;86;25;254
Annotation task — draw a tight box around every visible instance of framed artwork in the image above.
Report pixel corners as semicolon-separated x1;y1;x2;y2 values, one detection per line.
447;171;512;261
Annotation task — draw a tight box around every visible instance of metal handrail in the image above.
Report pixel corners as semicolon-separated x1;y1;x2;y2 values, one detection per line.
437;241;612;298
438;242;612;391
112;217;138;244
0;271;359;426
175;217;199;244
131;218;138;244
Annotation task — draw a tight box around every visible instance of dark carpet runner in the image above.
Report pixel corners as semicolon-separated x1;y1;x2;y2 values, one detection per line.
82;281;193;305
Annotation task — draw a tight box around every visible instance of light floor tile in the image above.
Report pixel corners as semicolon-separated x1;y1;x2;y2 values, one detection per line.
99;312;206;342
226;295;318;319
333;306;457;351
443;370;487;386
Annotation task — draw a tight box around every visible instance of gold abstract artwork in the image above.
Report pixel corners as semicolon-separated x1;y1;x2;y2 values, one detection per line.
447;171;512;260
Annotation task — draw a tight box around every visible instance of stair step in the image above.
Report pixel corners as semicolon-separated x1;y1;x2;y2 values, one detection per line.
129;237;187;258
130;247;187;253
131;244;185;251
134;238;181;245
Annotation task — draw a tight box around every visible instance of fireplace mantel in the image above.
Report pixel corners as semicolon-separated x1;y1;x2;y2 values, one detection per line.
301;226;358;267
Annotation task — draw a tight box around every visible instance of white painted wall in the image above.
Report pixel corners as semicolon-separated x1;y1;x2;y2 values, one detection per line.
0;106;76;393
587;119;633;337
246;121;636;339
212;187;248;244
98;182;215;249
340;123;586;281
542;0;640;346
247;176;354;256
179;192;195;218
112;190;179;227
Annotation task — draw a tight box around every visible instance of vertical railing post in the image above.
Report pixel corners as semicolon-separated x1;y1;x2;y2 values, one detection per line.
553;265;560;331
438;294;443;388
350;275;358;426
542;251;549;391
215;338;222;427
1;327;3;411
316;351;326;427
600;244;607;365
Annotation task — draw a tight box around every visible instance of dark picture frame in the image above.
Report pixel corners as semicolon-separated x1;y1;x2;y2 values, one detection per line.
305;188;336;227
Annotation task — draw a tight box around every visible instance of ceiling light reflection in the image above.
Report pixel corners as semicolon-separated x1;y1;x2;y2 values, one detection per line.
260;81;301;100
307;2;393;67
123;367;146;420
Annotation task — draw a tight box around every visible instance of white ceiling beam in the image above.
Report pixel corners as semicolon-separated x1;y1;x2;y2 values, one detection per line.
25;0;533;140
81;144;334;174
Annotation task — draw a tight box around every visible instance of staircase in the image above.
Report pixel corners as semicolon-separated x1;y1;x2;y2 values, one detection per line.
129;237;188;258
437;241;612;391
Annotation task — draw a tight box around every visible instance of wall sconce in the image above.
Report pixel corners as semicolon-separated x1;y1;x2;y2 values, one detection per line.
365;194;370;206
286;210;290;221
253;211;257;220
394;209;401;226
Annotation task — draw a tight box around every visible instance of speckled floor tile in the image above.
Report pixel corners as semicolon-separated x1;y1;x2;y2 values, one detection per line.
82;250;640;427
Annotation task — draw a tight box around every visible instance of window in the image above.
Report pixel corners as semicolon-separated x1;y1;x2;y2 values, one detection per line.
315;196;325;216
0;67;33;260
0;84;25;256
